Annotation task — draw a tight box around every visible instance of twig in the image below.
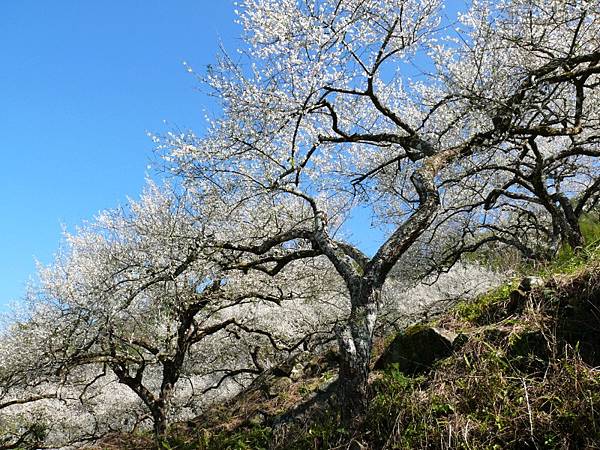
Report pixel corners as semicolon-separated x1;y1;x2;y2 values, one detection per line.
522;378;536;447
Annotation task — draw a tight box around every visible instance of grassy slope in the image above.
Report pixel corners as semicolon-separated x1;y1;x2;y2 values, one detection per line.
364;248;600;450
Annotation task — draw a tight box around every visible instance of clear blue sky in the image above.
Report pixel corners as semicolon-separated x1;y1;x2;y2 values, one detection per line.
0;1;238;309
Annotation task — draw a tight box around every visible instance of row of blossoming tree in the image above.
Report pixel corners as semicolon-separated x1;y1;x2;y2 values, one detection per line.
2;0;599;447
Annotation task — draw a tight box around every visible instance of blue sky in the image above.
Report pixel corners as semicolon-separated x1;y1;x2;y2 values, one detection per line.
0;1;238;309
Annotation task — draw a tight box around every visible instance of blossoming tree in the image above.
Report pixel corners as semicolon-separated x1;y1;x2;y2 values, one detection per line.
10;183;337;442
160;0;600;420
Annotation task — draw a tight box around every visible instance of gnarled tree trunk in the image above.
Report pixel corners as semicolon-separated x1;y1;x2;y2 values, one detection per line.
337;282;380;424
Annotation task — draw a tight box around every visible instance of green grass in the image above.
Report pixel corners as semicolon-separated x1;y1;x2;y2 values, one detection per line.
538;237;600;278
454;281;517;323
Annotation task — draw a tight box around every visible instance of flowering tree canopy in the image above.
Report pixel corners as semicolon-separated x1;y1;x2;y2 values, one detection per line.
0;183;340;442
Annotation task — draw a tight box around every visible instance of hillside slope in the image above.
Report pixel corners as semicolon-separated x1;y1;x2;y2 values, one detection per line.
96;245;600;450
